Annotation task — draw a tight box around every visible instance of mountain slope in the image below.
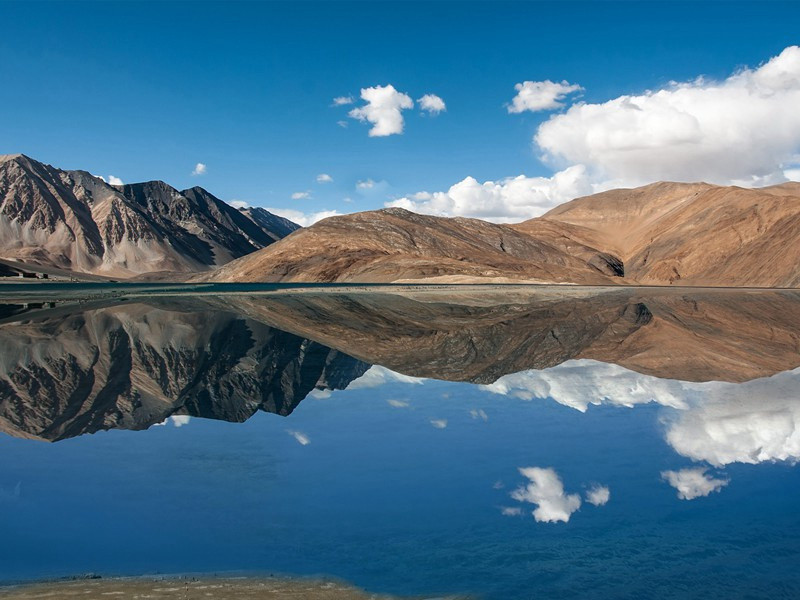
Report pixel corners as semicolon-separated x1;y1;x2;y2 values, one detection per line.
201;207;625;284
516;181;800;287
0;154;298;278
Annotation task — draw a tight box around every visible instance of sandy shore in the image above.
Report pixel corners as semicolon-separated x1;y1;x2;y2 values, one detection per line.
0;575;450;599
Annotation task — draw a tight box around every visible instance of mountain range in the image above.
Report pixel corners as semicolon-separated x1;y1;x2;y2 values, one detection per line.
0;154;298;278
2;154;799;286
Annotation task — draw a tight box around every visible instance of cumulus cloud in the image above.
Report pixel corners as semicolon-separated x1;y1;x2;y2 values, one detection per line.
347;365;425;389
287;430;311;446
390;47;800;221
192;163;207;176
585;484;610;506
316;173;334;183
430;419;448;429
228;199;249;209
536;46;800;186
661;467;728;500
332;95;354;106
481;359;689;412
387;165;596;223
418;93;446;115
291;191;311;200
664;369;800;466
349;84;414;136
511;467;582;523
108;175;123;186
264;207;340;227
508;80;583;113
484;360;800;469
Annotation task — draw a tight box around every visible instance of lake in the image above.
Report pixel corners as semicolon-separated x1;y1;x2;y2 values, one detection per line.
1;285;799;599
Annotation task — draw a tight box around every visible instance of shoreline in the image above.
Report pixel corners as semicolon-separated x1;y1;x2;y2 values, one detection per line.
0;573;458;599
0;281;798;304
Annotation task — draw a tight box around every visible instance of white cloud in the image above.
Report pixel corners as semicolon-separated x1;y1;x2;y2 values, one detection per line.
430;419;448;429
108;175;123;186
356;179;375;190
508;80;583;113
469;408;489;421
510;467;582;523
309;389;332;399
418;93;446;115
664;370;800;466
785;167;800;181
337;120;349;128
291;191;311;200
390;47;800;222
316;173;334;183
347;365;425;389
585;484;610;506
349;84;414;137
170;415;191;427
228;200;249;209
661;467;728;500
332;95;354;106
192;163;207;176
387;399;410;408
483;360;800;469
387;165;595;223
536;46;800;186
481;359;689;412
264;207;340;227
287;430;311;446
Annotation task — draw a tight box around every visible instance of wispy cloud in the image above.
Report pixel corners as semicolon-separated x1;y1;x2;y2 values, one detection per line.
585;484;610;506
191;162;207;176
291;191;312;200
430;419;448;429
287;430;311;446
332;95;354;106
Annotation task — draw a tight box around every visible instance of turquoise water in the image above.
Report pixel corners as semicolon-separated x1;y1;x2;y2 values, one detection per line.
0;292;799;598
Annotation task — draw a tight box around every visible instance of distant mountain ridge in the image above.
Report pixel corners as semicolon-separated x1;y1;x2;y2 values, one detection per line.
0;154;299;278
205;181;800;287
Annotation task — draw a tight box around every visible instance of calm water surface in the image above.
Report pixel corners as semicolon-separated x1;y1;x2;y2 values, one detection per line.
0;286;799;599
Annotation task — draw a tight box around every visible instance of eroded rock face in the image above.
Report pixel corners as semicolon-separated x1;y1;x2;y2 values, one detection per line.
0;154;299;278
201;207;625;285
0;301;368;441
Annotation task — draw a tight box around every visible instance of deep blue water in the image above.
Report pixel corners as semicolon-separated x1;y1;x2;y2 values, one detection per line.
2;373;799;599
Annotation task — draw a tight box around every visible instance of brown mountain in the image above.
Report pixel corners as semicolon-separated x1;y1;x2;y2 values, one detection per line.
201;207;624;284
204;181;800;287
0;154;299;278
515;181;800;287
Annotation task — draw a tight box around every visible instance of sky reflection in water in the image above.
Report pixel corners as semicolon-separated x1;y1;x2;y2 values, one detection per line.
0;292;799;599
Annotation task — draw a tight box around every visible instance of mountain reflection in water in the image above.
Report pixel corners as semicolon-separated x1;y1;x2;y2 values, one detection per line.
1;287;798;441
0;286;799;598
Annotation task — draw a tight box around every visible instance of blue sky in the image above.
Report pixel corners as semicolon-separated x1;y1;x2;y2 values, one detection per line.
2;1;799;224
